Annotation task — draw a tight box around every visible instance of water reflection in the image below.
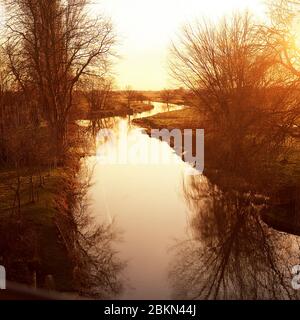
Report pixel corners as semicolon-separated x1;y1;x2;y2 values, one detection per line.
169;175;300;300
57;164;125;299
85;102;190;299
83;102;300;300
87;118;116;138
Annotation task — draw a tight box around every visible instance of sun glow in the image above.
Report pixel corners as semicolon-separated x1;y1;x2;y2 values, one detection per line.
95;0;267;90
292;18;300;51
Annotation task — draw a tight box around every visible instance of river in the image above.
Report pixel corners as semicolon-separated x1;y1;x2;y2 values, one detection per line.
82;102;300;300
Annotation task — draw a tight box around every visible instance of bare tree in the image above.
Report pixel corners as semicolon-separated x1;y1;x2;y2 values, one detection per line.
263;1;300;81
0;57;11;164
135;92;147;103
83;76;115;136
124;85;136;110
4;0;115;161
170;12;298;178
160;89;173;111
84;76;114;118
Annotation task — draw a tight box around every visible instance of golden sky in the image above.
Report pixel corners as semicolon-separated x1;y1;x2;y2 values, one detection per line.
97;0;266;90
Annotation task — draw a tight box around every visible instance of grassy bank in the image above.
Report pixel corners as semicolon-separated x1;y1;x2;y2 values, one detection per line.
133;106;300;235
0;121;124;298
73;99;154;120
133;106;204;131
0;167;74;291
133;107;300;190
87;103;154;119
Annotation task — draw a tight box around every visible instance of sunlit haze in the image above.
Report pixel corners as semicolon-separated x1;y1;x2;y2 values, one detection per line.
97;0;267;90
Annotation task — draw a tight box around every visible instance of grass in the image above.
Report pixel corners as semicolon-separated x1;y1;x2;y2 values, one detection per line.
133;106;300;235
133;106;300;188
0;168;74;291
133;107;204;131
73;95;155;120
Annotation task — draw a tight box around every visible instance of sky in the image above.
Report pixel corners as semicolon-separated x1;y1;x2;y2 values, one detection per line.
95;0;267;90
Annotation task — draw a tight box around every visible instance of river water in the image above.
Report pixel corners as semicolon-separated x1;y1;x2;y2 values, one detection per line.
83;102;300;300
84;102;197;299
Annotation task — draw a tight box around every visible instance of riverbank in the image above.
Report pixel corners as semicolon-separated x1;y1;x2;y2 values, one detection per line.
133;106;203;131
0;120;123;298
133;107;254;192
88;103;154;119
0;167;74;291
133;106;300;236
73;101;154;120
